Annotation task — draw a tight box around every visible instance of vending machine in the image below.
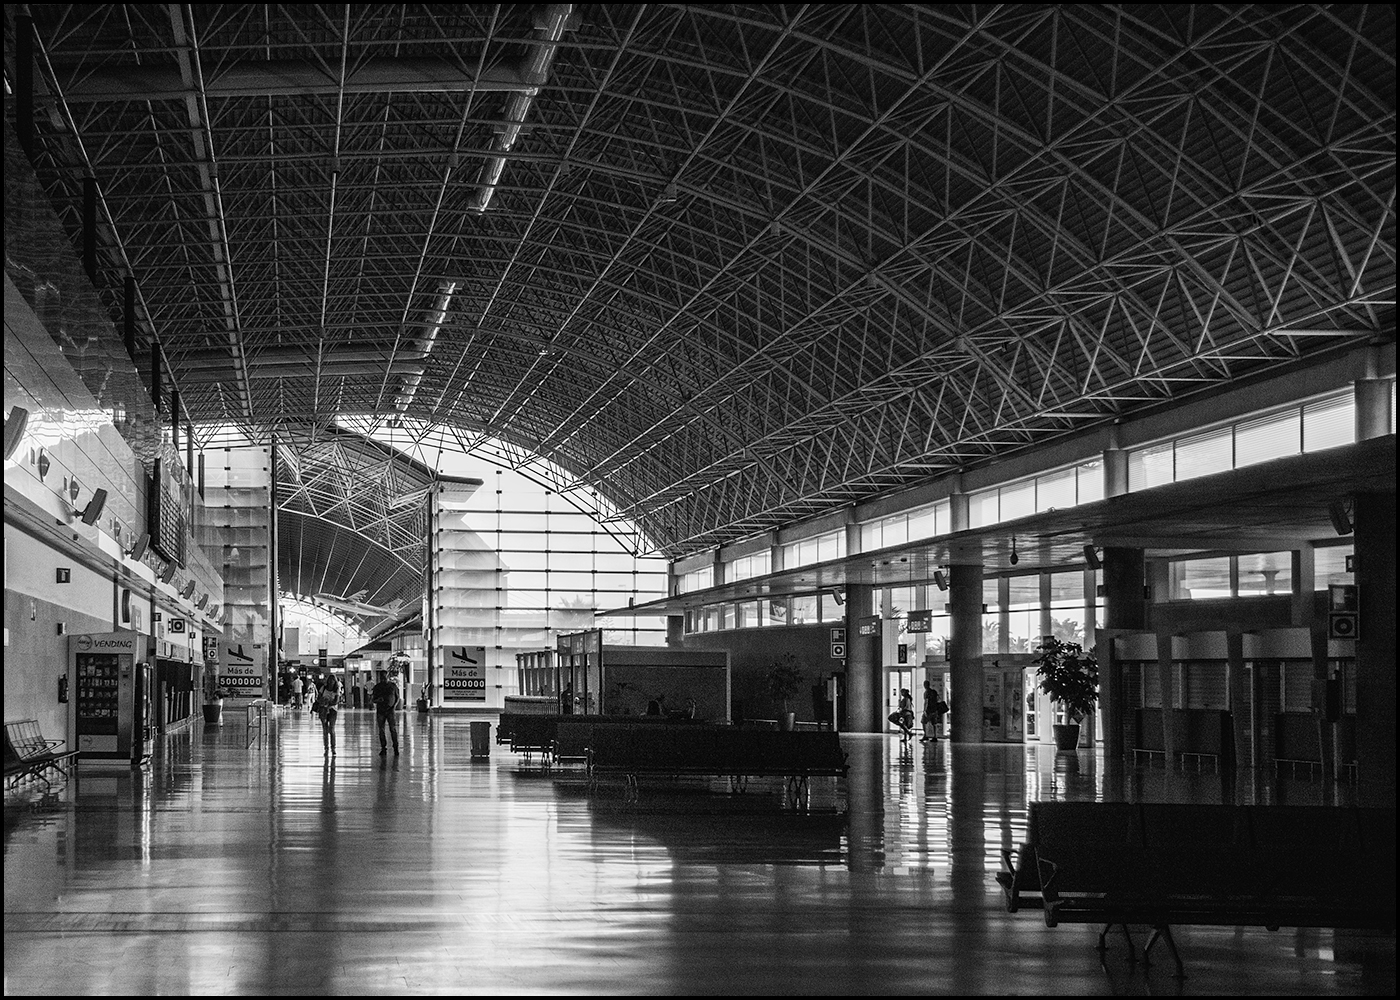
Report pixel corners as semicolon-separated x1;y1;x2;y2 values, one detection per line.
69;630;155;765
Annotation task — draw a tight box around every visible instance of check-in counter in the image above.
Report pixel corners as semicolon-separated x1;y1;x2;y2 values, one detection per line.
1117;630;1236;769
1242;627;1357;777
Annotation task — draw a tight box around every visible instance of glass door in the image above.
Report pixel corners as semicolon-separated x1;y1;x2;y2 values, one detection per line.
886;668;914;731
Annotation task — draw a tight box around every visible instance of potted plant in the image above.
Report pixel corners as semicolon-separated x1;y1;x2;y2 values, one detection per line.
1032;635;1100;752
766;653;804;731
203;677;231;725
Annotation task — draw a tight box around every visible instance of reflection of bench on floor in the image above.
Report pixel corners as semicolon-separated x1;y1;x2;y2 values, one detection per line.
998;801;1397;977
586;726;848;808
5;719;80;792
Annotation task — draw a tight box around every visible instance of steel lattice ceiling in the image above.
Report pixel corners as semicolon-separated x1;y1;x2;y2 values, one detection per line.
8;3;1396;561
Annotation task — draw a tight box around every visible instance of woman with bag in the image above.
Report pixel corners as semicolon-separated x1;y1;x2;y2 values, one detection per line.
315;674;341;757
889;688;916;742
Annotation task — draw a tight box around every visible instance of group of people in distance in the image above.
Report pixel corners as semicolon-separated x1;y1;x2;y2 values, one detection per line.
288;670;404;759
890;680;949;743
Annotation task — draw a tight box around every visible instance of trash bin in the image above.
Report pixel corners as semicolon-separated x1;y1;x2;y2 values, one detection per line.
470;721;491;758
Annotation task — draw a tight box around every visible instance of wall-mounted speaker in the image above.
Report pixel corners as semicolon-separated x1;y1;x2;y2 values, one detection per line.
80;488;108;525
932;571;949;592
181;580;196;599
160;562;177;583
196;594;209;610
4;406;29;461
1328;500;1353;536
1083;544;1102;569
129;533;150;562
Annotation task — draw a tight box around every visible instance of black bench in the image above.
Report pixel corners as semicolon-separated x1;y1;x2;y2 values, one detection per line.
502;714;558;764
497;713;710;768
553;720;595;768
1003;801;1396;977
586;726;848;808
997;801;1140;913
4;719;80;792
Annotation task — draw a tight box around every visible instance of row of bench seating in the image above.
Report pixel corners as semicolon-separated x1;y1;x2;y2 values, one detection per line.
583;725;847;808
4;719;79;793
997;801;1396;976
496;712;702;764
498;714;848;807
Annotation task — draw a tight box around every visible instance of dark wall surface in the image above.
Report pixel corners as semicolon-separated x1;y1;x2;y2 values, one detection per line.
678;625;841;723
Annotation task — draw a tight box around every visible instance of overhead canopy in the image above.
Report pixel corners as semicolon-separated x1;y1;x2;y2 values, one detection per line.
12;3;1396;561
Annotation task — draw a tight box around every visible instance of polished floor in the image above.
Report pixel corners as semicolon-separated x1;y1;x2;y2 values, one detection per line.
4;709;1394;996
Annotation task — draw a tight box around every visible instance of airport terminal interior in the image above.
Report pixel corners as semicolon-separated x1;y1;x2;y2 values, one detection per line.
4;4;1397;996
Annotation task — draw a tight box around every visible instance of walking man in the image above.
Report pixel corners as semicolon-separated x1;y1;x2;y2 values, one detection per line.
372;672;402;755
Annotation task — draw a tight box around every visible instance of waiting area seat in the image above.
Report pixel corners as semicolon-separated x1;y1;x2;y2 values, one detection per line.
998;800;1396;977
4;720;79;792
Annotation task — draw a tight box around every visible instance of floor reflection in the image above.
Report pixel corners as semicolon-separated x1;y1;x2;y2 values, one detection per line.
4;711;1393;996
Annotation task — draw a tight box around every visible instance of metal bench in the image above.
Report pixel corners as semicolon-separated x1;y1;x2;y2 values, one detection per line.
1008;801;1396;977
4;719;79;792
586;726;848;808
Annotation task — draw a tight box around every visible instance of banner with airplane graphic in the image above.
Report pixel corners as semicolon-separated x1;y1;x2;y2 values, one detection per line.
442;645;488;701
220;642;267;697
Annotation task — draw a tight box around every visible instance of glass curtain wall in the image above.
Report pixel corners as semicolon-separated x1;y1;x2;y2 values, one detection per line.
427;468;666;706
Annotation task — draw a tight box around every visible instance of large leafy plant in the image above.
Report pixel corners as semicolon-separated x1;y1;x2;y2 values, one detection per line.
1032;636;1100;722
765;654;805;713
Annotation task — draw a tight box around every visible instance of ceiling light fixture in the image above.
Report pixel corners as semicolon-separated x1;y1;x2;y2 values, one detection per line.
1010;536;1020;566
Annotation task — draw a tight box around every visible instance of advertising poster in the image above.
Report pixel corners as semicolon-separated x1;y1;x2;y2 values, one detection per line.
1004;670;1024;741
221;642;266;697
982;671;1003;740
442;645;488;701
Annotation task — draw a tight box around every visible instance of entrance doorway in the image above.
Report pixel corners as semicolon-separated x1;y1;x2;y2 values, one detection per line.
886;668;915;731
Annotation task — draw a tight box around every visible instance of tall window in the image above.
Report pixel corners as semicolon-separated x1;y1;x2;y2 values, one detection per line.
781;529;846;569
1128;390;1357;492
723;550;771;583
969;458;1103;528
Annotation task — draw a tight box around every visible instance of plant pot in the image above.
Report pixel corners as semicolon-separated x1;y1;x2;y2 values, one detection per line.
779;711;796;732
203;703;224;725
1052;722;1081;752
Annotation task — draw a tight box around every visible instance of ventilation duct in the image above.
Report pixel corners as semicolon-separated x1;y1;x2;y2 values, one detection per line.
468;4;576;214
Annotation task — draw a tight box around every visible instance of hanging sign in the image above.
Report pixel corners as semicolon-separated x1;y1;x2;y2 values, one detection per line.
906;610;932;633
857;615;881;637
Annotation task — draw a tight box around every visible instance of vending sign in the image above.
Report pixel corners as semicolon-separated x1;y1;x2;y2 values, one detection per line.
442;645;488;700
